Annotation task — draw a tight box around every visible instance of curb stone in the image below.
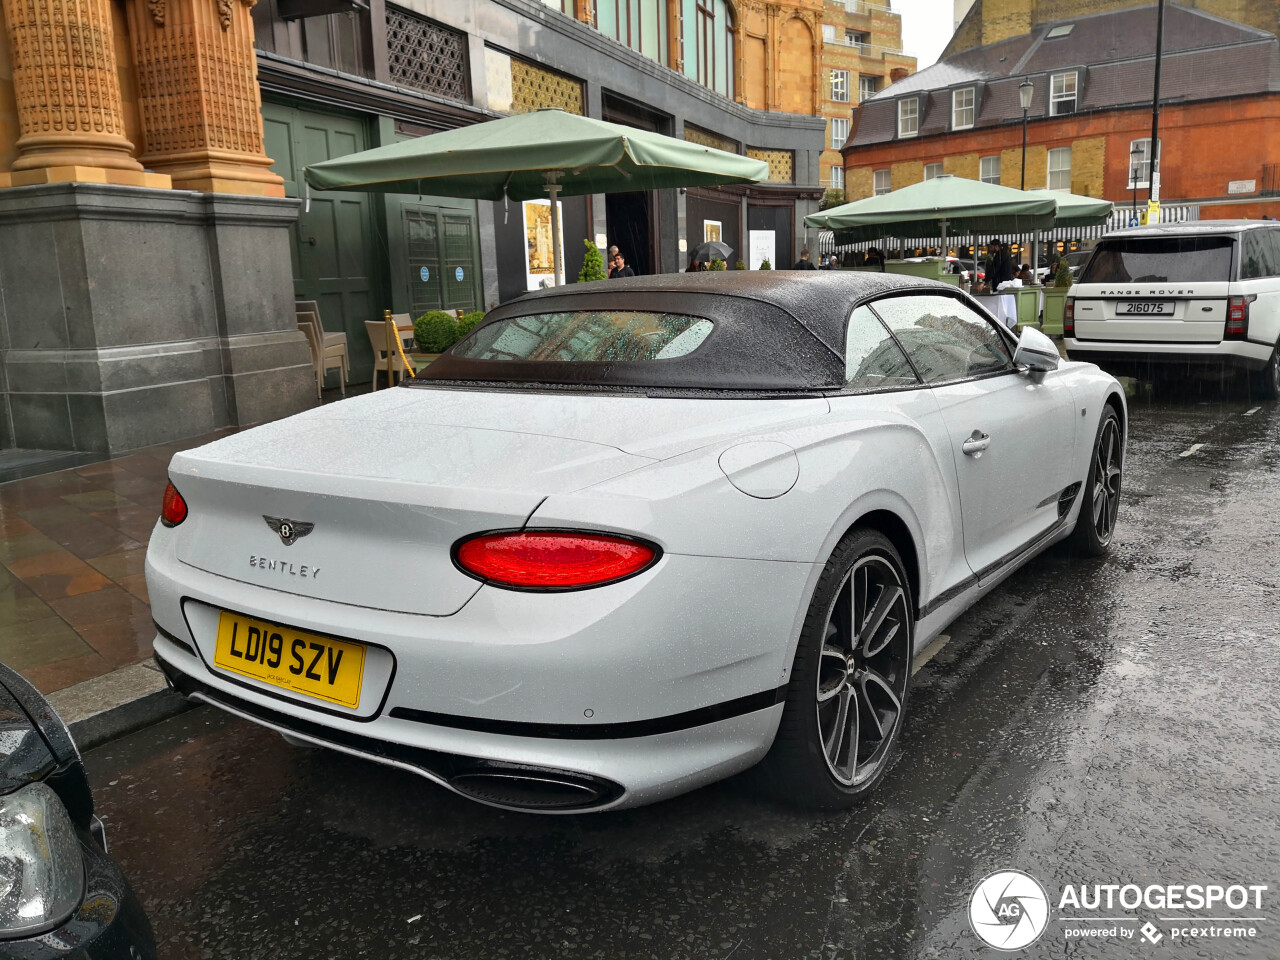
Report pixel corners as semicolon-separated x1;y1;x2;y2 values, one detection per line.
47;662;191;752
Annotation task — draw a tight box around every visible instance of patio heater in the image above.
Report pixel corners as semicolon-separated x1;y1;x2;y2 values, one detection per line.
1019;78;1034;190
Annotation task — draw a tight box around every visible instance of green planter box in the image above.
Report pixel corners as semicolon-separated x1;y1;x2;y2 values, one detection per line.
1014;287;1042;329
885;258;947;281
1042;287;1071;336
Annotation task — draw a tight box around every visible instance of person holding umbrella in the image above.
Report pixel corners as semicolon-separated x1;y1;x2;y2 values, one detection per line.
689;239;733;268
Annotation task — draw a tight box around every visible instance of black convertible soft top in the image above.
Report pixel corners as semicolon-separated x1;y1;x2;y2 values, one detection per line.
415;271;960;393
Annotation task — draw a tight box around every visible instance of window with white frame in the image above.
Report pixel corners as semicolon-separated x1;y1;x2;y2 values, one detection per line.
1047;146;1072;191
830;117;849;150
952;87;974;129
1050;71;1077;116
924;162;943;180
859;75;880;102
822;23;836;42
829;165;844;189
874;168;891;195
898;98;919;137
1129;138;1160;187
830;70;849;102
980;154;1001;184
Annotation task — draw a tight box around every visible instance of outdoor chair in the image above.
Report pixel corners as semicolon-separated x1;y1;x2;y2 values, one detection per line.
296;311;346;398
295;300;349;387
364;318;412;390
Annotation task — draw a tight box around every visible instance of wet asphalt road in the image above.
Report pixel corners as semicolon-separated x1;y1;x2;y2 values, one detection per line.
85;389;1280;960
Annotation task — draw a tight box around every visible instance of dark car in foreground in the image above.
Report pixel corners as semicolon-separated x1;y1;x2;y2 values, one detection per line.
0;663;155;959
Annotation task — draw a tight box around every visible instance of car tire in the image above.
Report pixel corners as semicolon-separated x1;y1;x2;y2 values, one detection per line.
756;529;913;809
1069;405;1122;557
1250;348;1280;401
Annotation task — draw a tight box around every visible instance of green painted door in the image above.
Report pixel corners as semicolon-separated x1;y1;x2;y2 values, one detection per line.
263;102;379;381
393;203;481;317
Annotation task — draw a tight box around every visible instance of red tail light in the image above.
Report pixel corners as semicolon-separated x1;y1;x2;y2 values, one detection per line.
1225;295;1254;339
160;482;188;527
454;531;659;590
1063;298;1075;337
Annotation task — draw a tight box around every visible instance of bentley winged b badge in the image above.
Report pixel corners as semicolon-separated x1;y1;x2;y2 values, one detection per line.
263;516;315;546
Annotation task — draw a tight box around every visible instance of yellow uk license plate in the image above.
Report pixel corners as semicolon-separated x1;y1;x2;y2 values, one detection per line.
213;611;366;709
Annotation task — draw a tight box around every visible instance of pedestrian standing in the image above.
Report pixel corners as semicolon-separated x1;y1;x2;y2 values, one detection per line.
791;248;818;270
609;251;636;279
986;239;1015;287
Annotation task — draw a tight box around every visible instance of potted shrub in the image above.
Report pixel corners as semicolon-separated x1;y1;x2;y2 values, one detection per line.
414;310;459;354
759;258;772;270
1041;258;1074;336
709;258;726;271
456;310;485;340
735;259;747;271
578;240;608;283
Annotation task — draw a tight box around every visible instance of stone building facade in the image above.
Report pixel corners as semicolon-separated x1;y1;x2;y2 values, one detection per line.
0;0;310;468
0;0;826;465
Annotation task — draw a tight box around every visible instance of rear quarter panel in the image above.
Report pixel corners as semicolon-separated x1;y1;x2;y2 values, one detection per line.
530;390;966;627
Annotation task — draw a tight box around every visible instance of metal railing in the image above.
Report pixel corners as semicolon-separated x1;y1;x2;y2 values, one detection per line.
823;36;903;56
838;1;894;14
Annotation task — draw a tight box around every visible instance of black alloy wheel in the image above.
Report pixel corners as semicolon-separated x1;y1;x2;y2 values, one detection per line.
1252;349;1280;401
758;529;913;808
1070;406;1122;556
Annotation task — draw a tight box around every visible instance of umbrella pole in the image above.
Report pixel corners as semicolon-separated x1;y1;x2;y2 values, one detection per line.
545;171;564;287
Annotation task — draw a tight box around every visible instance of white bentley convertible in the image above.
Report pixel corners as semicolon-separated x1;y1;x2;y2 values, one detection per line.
146;273;1125;813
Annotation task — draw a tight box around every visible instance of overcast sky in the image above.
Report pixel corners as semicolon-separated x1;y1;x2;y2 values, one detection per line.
898;0;956;68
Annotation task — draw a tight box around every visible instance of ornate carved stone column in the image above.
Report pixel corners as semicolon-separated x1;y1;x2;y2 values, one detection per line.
125;0;284;196
0;0;168;187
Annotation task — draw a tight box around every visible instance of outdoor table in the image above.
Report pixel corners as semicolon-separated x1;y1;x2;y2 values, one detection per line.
975;293;1018;329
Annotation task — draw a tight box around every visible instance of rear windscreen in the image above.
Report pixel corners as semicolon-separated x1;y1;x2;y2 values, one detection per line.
452;311;714;363
1078;237;1235;284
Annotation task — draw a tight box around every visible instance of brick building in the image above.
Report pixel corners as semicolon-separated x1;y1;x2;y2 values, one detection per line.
817;1;914;195
945;0;1280;58
841;3;1280;223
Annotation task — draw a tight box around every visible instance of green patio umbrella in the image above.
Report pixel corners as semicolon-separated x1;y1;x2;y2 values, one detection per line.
805;175;1059;248
1023;189;1114;228
303;108;769;286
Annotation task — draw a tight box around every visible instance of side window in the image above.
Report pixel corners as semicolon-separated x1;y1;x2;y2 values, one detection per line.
1241;232;1268;280
869;295;1014;385
844;305;919;390
1269;230;1280;278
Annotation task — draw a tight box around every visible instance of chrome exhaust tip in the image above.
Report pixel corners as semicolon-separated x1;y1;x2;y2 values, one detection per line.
449;766;622;811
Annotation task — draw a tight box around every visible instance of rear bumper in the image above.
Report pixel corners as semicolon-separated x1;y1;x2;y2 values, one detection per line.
145;532;810;811
1064;338;1273;375
154;636;783;812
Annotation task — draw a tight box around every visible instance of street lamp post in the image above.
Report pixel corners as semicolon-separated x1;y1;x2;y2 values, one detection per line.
1130;143;1144;224
1019;78;1034;189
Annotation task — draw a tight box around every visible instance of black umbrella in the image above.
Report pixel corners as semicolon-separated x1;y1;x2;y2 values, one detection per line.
689;240;734;264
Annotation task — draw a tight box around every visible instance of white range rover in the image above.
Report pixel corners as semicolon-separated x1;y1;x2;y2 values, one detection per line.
1064;221;1280;398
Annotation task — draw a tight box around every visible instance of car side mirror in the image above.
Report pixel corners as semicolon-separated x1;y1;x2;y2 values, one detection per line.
1013;326;1060;373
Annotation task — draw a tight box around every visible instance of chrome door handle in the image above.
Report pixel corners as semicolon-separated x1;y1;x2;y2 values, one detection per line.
962;430;991;457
